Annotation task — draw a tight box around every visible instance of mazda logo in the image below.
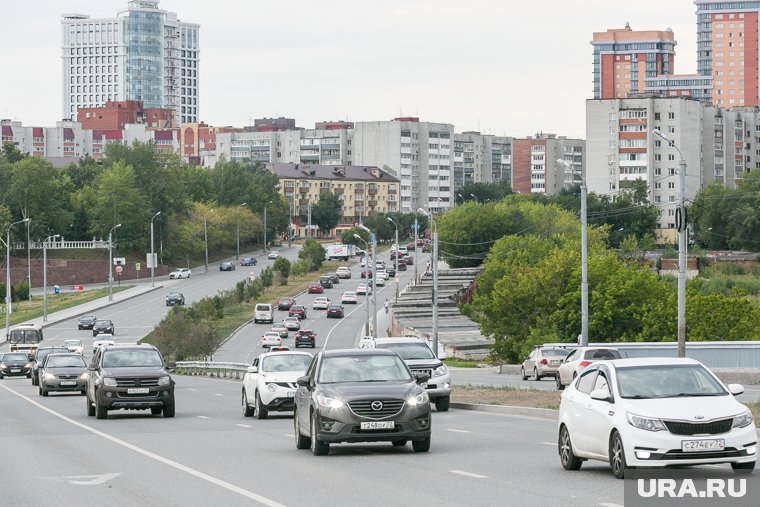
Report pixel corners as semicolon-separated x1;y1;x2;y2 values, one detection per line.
371;401;383;411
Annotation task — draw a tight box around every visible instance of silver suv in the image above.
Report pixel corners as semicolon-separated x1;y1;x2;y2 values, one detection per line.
358;336;451;411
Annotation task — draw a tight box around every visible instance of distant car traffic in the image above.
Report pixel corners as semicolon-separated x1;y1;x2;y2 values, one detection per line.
254;303;274;324
92;319;115;336
326;304;344;318
308;283;324;294
242;351;313;419
261;332;282;349
271;323;289;339
288;305;307;320
375;276;386;286
360;269;372;279
341;291;357;304
336;267;351;279
555;347;622;390
220;261;236;271
520;347;569;381
77;315;97;330
63;339;84;355
169;268;192;279
165;291;185;306
326;273;340;285
312;297;331;310
268;251;279;260
318;276;333;289
283;317;301;331
92;333;116;354
356;283;371;295
38;353;87;396
294;329;316;348
278;297;296;311
558;357;757;479
30;346;70;386
240;257;257;266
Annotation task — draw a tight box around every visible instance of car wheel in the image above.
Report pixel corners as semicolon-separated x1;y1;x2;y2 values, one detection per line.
311;344;315;348
95;393;108;420
80;390;86;396
392;440;407;447
86;393;95;416
435;396;450;412
242;389;254;417
609;431;627;479
40;386;48;396
556;374;565;390
533;368;541;381
294;410;311;449
559;425;582;470
254;391;268;420
520;367;528;381
310;414;329;456
412;436;431;453
151;407;162;415
731;461;755;475
163;404;175;418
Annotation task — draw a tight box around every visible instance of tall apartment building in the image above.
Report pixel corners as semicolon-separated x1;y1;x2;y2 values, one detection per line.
592;24;677;99
511;134;585;195
61;0;199;125
451;133;512;190
695;1;760;108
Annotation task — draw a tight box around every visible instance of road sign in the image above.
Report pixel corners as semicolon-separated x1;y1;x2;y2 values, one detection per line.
115;265;123;274
370;233;376;243
146;253;157;268
135;262;141;271
113;257;126;265
69;285;83;291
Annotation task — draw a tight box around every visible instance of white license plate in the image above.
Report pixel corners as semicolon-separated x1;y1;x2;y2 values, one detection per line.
682;439;725;452
127;388;150;394
10;369;20;373
551;360;561;365
60;381;77;386
360;421;395;430
287;391;295;398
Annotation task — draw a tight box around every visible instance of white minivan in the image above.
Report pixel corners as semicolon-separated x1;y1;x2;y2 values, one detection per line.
253;303;274;324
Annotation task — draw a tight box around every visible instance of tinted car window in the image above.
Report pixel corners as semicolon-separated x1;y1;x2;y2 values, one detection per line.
46;355;87;368
102;350;163;368
584;349;622;360
3;353;29;362
564;349;578;362
576;368;598;394
319;355;411;383
616;364;726;399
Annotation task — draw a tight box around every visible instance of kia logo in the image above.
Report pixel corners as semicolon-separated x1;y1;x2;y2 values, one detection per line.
371;401;383;411
695;415;705;420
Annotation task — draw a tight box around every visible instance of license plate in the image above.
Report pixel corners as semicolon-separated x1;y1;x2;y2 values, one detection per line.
127;388;150;394
682;439;725;452
10;369;20;373
360;421;395;430
551;360;561;365
60;381;77;386
287;391;295;398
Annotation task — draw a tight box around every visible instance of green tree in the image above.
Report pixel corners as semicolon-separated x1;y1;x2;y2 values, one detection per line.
1;143;27;163
299;239;326;269
311;191;343;236
459;180;512;203
340;227;370;248
273;256;291;283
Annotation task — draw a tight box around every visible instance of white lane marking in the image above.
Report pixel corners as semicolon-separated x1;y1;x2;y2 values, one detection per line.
214;393;224;397
236;424;251;428
285;434;294;438
44;473;121;486
599;504;625;507
187;388;197;391
446;429;471;434
540;441;557;446
197;416;210;419
450;470;488;479
0;384;285;507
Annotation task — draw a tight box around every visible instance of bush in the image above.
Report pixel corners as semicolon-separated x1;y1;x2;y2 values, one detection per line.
290;259;310;277
11;281;29;302
299;239;325;269
259;267;274;288
273;256;291;282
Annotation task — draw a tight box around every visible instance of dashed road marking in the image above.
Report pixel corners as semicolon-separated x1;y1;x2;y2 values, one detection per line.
450;470;488;479
540;441;557;446
236;424;252;428
598;504;624;507
197;416;209;419
285;434;294;438
214;393;224;397
446;429;471;434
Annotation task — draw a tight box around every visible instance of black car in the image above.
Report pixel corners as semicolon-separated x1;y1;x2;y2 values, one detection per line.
278;297;296;311
93;319;115;336
77;315;97;330
385;267;396;277
326;273;339;285
30;346;70;386
397;261;407;271
240;257;257;266
326;304;344;318
295;329;316;348
319;276;333;289
38;353;87;396
85;344;175;419
294;349;431;455
220;261;236;271
165;291;185;306
0;352;33;379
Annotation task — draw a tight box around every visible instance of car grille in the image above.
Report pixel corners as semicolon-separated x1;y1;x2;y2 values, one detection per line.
273;382;297;389
661;448;741;460
115;377;160;387
57;374;80;380
663;418;733;436
348;399;404;419
116;391;160;398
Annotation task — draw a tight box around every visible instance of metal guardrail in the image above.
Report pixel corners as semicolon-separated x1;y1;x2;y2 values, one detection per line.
174;361;249;380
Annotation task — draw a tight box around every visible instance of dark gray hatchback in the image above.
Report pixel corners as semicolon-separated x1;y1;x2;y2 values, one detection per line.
294;349;431;456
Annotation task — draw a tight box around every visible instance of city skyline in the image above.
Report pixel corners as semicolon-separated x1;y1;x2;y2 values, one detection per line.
1;0;695;137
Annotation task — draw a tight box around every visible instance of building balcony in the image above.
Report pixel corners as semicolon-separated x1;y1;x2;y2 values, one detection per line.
300;154;319;161
367;188;377;195
334;188;344;194
299;198;310;205
368;200;378;207
299;187;310;193
321;143;340;150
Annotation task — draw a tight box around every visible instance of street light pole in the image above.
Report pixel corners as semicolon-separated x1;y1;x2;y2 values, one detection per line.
387;217;399;302
353;234;370;337
418;208;438;357
236;202;246;261
288;198;292;249
653;128;687;358
358;224;377;338
108;223;121;302
26;219;31;306
263;200;272;252
43;234;60;322
5;218;30;340
204;216;209;272
150;211;161;287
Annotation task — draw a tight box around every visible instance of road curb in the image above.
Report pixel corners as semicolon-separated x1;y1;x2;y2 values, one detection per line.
451;402;558;420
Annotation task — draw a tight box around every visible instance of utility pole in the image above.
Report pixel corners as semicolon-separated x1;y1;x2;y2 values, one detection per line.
43;234;59;322
5;218;30;340
288;198;292;248
108;223;121;302
358;224;377;338
353;233;370;337
418;209;438;357
236;202;246;260
263;201;272;252
307;203;312;240
387;217;399;301
26;219;31;306
150;211;160;287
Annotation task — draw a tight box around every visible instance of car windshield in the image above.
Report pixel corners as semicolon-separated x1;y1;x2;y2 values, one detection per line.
616;364;727;399
542;349;569;357
255;305;270;311
37;349;68;360
378;342;435;360
3;353;29;362
46;355;87;368
583;349;622;360
102;350;163;368
261;354;311;372
81;316;95;321
319;355;412;383
272;324;285;329
291;306;304;311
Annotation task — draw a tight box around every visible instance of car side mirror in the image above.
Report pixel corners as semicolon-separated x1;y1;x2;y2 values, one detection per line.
414;372;430;384
297;375;310;387
727;384;745;396
247;366;258;374
590;388;612;402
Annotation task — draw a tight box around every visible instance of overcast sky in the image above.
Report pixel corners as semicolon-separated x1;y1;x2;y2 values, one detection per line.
1;1;698;138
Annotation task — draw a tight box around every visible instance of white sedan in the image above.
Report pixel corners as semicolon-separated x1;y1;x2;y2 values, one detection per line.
261;332;282;349
312;297;330;310
92;333;115;353
375;276;386;286
356;283;372;295
341;291;357;304
267;251;279;260
283;317;301;331
169;268;192;279
63;339;83;355
558;357;757;479
555;347;622;390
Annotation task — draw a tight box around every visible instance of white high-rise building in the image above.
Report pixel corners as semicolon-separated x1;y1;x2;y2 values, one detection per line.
61;0;199;125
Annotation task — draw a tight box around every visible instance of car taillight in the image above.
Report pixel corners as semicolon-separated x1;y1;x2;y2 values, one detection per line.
579;360;592;369
539;358;548;365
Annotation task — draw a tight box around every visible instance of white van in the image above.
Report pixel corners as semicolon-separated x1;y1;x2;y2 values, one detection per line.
253;303;274;324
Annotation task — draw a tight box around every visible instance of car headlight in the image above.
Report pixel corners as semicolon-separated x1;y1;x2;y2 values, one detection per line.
626;412;666;432
44;373;56;381
80;372;89;380
0;365;6;369
267;383;277;392
102;377;117;387
158;376;171;386
407;390;429;406
316;394;344;409
733;410;754;429
433;365;448;377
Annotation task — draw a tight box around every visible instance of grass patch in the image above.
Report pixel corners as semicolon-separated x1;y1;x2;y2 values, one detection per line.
444;358;483;368
7;286;133;326
452;385;561;410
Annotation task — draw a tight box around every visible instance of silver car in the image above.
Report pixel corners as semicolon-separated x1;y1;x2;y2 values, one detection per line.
521;347;570;381
38;353;87;396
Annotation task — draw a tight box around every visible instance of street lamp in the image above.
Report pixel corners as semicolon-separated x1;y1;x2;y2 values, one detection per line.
557;158;588;347
653;128;688;358
26;218;31;306
236;203;246;260
5;218;30;340
404;207;420;283
150;211;161;287
418;208;438;357
108;223;122;302
470;193;479;203
263;201;273;252
357;223;377;338
387;217;400;301
43;234;60;322
204;209;213;273
456;193;465;204
353;233;371;337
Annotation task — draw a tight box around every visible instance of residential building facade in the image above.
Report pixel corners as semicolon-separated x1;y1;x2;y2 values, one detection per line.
78;100;174;130
512;134;585;195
